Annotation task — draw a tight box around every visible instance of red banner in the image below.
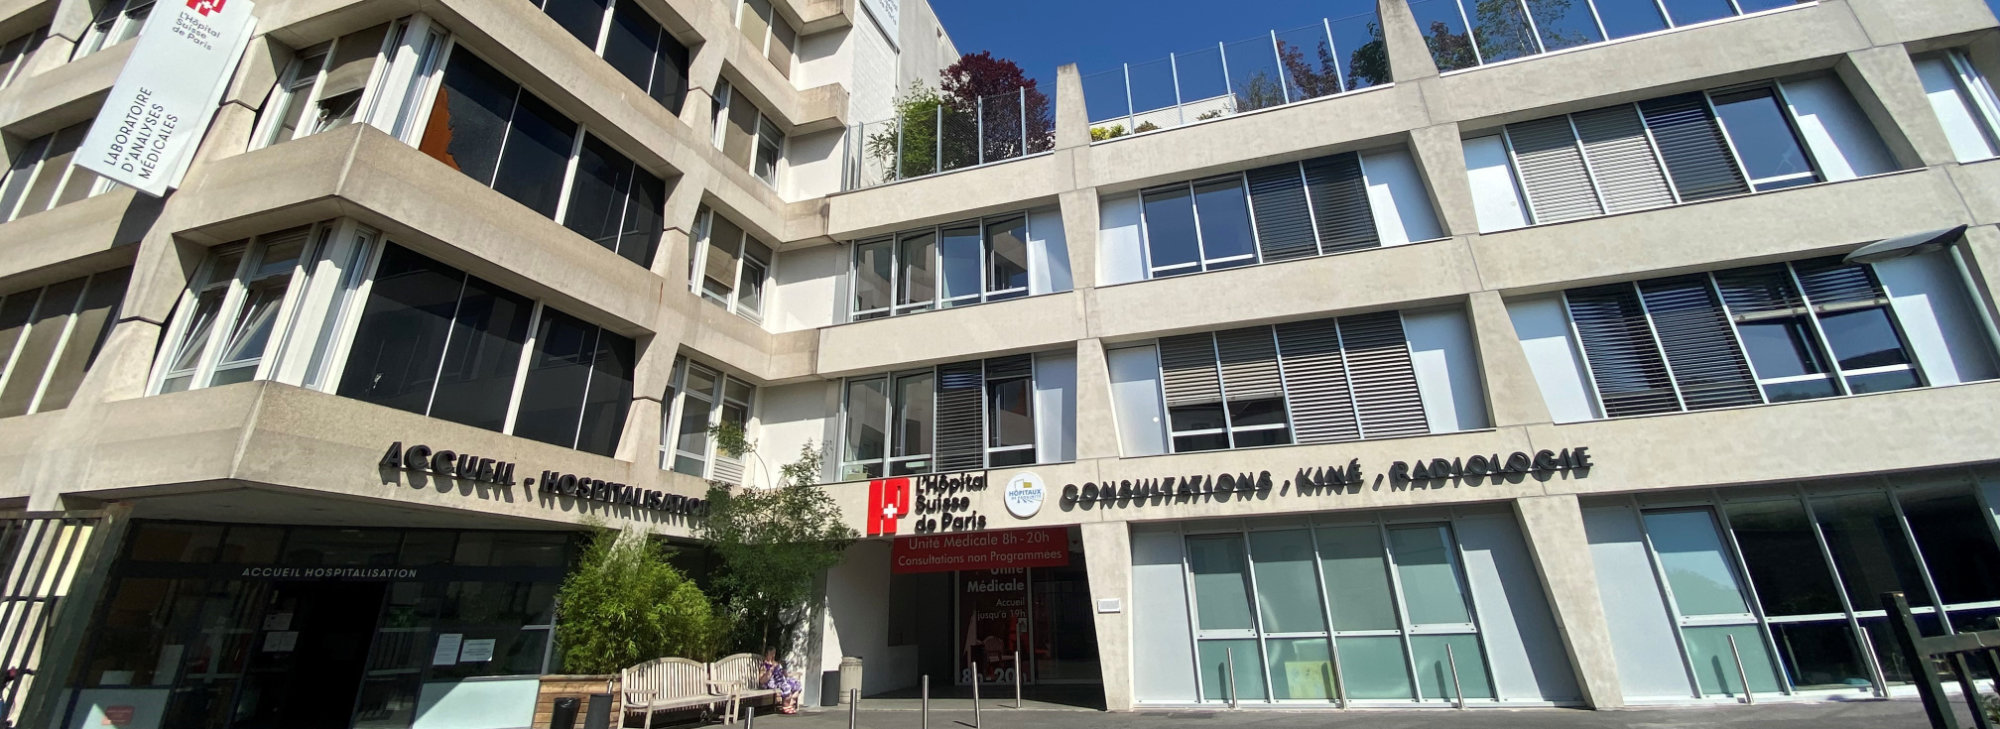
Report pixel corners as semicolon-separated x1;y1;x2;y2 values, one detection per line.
891;527;1071;574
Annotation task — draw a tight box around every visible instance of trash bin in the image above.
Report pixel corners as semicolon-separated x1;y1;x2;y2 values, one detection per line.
820;670;841;707
549;697;580;729
838;656;864;704
582;693;613;729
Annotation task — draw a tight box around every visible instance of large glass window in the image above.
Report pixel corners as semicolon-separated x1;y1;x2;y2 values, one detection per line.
0;269;127;418
839;354;1066;480
0;27;47;91
1607;473;2000;699
1179;516;1505;705
256;25;392;149
1564;255;1930;419
528;0;689;113
1420;0;1805;71
512;308;634;454
733;0;797;77
712;84;783;185
691;207;773;321
849;210;1067;321
416;48;666;266
0;121;109;222
1710;87;1818;191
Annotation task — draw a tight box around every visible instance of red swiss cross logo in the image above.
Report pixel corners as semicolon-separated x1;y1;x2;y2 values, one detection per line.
187;0;225;16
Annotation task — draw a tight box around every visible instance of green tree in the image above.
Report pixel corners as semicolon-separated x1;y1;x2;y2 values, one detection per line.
1345;21;1391;88
699;436;857;654
1233;70;1288;113
554;526;728;673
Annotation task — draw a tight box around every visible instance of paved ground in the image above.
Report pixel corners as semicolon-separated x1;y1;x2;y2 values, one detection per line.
728;697;1976;729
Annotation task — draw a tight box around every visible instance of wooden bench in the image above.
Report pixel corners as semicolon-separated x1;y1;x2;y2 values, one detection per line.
622;657;722;728
708;653;781;721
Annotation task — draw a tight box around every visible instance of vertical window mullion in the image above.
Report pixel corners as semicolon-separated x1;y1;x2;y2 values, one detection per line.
1632;102;1686;204
1375;518;1427;699
1558;291;1611;419
1186;182;1211;271
1708;491;1794;695
4;143;53;222
1629;281;1689;412
0;288;45;397
1795;487;1888;692
730;231;749;314
1497;127;1538;225
501;301;546;434
1236;171;1264;265
422;274;472;417
1884;490;1953;633
1948;51;2000;148
253;229;323;382
291;45;338;143
145;261;213;394
1630;498;1714;698
1331;316;1369;438
1698;91;1760;195
23;274;89;414
191;248;260;389
489;87;525;188
592;0;618;55
311;230;387;394
1207;333;1238;449
569;325;602;450
1563;113;1613;216
552;130;587;223
1704;272;1769;404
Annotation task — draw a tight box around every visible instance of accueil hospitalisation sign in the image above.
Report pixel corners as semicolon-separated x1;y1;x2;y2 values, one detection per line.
76;0;256;197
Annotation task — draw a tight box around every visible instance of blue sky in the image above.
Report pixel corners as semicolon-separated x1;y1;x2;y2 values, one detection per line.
927;0;1384;90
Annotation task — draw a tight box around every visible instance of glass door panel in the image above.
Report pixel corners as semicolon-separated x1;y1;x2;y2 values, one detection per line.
1196;639;1266;702
1264;637;1334;700
1410;634;1492;700
1247;530;1326;634
1333;636;1413;699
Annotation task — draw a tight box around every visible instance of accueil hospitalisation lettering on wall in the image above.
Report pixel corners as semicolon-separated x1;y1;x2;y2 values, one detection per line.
76;0;257;196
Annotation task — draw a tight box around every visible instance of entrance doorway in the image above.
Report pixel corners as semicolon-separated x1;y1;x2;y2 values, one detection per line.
232;582;386;729
952;555;1099;686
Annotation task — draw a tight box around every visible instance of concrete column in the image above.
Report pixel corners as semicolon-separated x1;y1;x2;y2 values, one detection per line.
1073;338;1119;461
1467;291;1552;427
68;318;163;402
1057;188;1098;292
47;0;93;46
1378;0;1441;83
614;397;664;464
682;42;728;134
1514;494;1624;709
1838;46;1960;169
1054;63;1089;151
1407;124;1479;238
18;35;76;80
1079;521;1133;711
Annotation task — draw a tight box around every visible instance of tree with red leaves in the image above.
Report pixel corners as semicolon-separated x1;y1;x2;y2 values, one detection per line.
937;52;1054;162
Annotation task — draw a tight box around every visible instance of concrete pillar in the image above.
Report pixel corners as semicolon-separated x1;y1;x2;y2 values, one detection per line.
1378;0;1441;83
1054;63;1089;151
1057;188;1098;291
1407;124;1479;238
1514;494;1624;709
1079;521;1133;711
1838;46;1960;169
47;0;93;46
68;318;163;402
1467;291;1552;427
682;42;728;134
18;35;76;80
616;330;688;464
1073;338;1119;461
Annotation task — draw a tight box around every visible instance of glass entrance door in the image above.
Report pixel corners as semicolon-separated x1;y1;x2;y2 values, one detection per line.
231;582;388;729
957;569;1028;686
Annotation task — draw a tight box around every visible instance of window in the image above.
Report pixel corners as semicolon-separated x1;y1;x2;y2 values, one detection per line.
1584;473;2000;698
839;353;1074;481
1466;74;1895;232
1557;256;1940;419
849;210;1071;321
256;25;393;149
734;0;797;78
0;122;110;222
711;82;783;185
0;27;48;90
177;236;643;456
529;0;691;113
0;269;127;418
74;0;153;59
153;227;317;393
414;47;667;267
1174;514;1511;704
690;207;772;321
662;358;757;483
1913;50;2000;163
1100;148;1441;285
1112;308;1486;456
1415;0;1804;72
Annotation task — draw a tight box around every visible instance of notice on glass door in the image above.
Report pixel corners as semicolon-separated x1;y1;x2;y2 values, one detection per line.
433;633;464;666
459;638;496;663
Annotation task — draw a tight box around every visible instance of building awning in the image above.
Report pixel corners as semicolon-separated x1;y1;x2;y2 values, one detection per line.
1843;225;1968;264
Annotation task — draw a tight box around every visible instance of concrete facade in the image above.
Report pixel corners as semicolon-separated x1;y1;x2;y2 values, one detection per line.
0;0;1998;723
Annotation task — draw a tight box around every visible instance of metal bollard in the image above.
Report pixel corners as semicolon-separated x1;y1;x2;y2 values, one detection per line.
1727;634;1754;705
921;675;929;729
1013;650;1022;709
1225;646;1239;709
745;706;754;729
847;689;858;729
1859;631;1890;698
1446;643;1466;710
971;663;982;727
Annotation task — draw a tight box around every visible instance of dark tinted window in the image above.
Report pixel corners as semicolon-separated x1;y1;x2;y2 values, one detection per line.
1142;185;1199;274
513;309;597;449
538;0;608;47
603;3;662;99
492;93;577;218
577;329;634;456
563;134;635;252
618;173;665;267
420;52;516;185
427;274;533;431
338;244;464;416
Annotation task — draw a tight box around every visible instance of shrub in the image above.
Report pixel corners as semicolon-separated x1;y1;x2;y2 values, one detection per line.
554;526;728;673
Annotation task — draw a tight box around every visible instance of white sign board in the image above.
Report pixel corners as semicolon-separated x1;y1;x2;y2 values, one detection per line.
1004;472;1045;518
459;638;496;663
859;0;899;48
432;633;463;666
76;0;256;197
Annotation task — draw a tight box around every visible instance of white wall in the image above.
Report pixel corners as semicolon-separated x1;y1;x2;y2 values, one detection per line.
786;128;845;201
1033;351;1077;463
1097;195;1146;285
1913;55;2000;163
896;0;957;93
1027;207;1072;294
1581;504;1695;701
1464;134;1529;233
771;243;844;332
1129;526;1198;703
816;541;920;693
1781;74;1898;181
1404;307;1490;433
1507;294;1600;423
1874;251;2000;386
755;381;838;486
848;17;900;126
1105;344;1166;457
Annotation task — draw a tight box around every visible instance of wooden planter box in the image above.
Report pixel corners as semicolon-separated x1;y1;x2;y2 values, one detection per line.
536;674;618;728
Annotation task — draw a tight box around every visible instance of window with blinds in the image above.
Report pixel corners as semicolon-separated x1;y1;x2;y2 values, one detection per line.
0;269;127;418
840;354;1062;480
1562;256;1927;418
1145;311;1433;454
661;357;756;484
1470;73;1896;232
850;210;1065;321
693;207;772;322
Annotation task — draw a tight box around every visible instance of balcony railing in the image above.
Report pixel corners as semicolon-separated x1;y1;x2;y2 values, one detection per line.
1405;0;1810;73
1080;8;1388;139
842;86;1055;190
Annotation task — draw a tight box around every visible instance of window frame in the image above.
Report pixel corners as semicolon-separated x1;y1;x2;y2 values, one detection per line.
837;356;1047;480
0;123;114;223
254;29;399;150
659;358;755;481
847;212;1053;322
147;226;324;395
732;0;795;77
754;114;784;185
74;0;154;60
1138;174;1262;279
0;27;48;90
0;269;127;416
689;207;773;322
1705;82;1824;192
